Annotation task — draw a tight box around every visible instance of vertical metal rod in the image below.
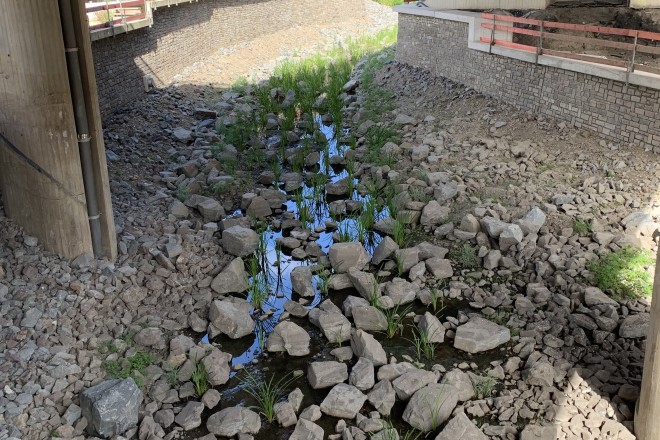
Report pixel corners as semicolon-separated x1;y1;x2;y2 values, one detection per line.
58;0;103;258
627;31;638;86
537;21;544;65
489;15;496;54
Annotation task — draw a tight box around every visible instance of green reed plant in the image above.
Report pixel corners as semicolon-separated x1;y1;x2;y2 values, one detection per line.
240;370;299;423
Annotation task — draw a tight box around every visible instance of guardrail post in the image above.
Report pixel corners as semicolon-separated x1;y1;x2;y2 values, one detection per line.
489;15;495;54
536;21;544;65
627;30;639;86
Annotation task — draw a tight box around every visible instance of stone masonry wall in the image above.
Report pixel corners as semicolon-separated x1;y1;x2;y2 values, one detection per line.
396;13;660;152
92;0;363;116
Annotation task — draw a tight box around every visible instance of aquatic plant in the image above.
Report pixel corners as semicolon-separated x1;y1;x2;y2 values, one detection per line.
240;370;299;423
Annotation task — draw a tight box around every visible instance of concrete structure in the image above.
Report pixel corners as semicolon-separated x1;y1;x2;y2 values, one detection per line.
631;0;660;8
0;0;116;259
91;0;366;116
395;6;660;153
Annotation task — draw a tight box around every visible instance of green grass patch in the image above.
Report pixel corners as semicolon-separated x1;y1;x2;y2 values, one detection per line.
574;218;592;236
588;247;655;299
102;351;156;387
374;0;404;5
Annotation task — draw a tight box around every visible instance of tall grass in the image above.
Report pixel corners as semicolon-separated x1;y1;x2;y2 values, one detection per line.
240;370;299;423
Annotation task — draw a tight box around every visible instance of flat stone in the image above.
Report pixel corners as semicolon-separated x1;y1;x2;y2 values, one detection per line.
308;361;348;389
353;306;388;332
267;321;310;356
454;317;510;353
347;268;379;300
329;242;371;273
425;258;453;279
392;369;438;400
320;383;367;419
372;236;399;265
584;286;618;307
619;313;650;338
175;401;204;431
206;407;261;437
290;419;324;440
351;329;387;366
222;226;259;257
368;379;396;416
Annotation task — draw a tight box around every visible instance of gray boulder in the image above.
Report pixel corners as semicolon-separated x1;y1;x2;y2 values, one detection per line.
206;407;261;437
368;379;396;416
619;313;650;338
351;329;387;366
290;419;324;440
291;266;315;297
329;242;370;273
320;383;367;419
222;226;259;257
211;258;248;295
402;383;459;432
308;361;348;389
81;378;142;438
353;306;388;332
454;317;510;353
418;312;445;343
208;297;255;339
435;412;487;440
267;321;310;356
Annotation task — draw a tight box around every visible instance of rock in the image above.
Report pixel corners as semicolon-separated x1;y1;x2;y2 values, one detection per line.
267;321;310;356
418;312;445;343
515;207;546;235
173;127;192;143
350;357;375;391
520;424;560;440
421;201;450;226
384;278;416;305
347;268;379;300
246;196;272;218
483;250;501;270
81;378;142;438
326;177;352;196
20;307;42;328
170;200;189;218
480;217;509;238
621;211;659;237
351;329;387;366
402;383;459;432
175;402;204;430
353;306;388;331
393;369;438;400
499;224;523;251
584;287;618;306
211;257;249;294
202;389;221;409
134;327;163;347
290;419;324;440
320;383;367;418
328;273;354;290
308;361;348;389
329;242;371;273
378;362;417;381
299;405;322;422
454;317;510;353
394;113;416;125
202;348;232;386
209;297;255;339
440;369;474;402
434;412;487;440
434;182;458;203
371;235;399;266
523;361;555;387
274;401;297;428
222;226;259;257
416;241;449;260
368;379;396;416
425;258;453;279
291;266;315;297
206;407;261;437
313;309;352;343
394;248;419;274
198;198;225;222
619;313;650;338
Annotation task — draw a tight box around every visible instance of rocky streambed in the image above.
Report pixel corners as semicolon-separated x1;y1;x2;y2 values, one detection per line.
2;34;658;440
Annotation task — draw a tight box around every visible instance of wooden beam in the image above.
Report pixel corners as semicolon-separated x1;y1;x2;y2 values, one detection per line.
635;246;660;440
0;0;93;259
71;0;117;260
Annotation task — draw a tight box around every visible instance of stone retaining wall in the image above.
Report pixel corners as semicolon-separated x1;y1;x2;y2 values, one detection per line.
396;12;660;152
92;0;363;116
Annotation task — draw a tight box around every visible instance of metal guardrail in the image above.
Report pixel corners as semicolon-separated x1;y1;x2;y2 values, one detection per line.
86;0;148;31
480;13;660;80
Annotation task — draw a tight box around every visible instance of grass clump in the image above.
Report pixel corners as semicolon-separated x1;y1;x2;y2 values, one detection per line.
407;326;437;363
241;370;299;423
374;0;404;5
381;303;413;339
472;376;498;398
450;243;479;269
574;218;592;236
588;247;654;299
191;357;209;397
102;351;156;387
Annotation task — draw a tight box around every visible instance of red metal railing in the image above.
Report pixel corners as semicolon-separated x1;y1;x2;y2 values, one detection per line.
480;13;660;77
86;0;147;31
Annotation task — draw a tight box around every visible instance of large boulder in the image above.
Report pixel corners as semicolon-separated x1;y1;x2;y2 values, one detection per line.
402;383;459;432
291;266;315;297
454;317;510;353
308;361;348;389
347;268;379;300
222;226;259;257
353;306;388;332
211;257;249;294
351;329;387;366
202;348;232;386
206;407;261;437
208;297;255;339
290;419;324;440
329;242;370;273
267;321;310;356
368;379;396;416
80;378;142;438
320;383;367;418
